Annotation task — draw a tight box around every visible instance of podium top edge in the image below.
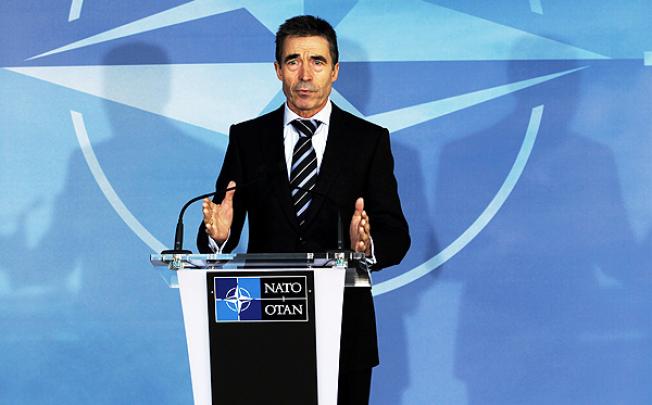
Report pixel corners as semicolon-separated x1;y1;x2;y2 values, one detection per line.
150;252;365;265
149;252;372;287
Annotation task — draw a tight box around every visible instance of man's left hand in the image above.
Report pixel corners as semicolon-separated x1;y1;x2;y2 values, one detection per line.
350;197;371;255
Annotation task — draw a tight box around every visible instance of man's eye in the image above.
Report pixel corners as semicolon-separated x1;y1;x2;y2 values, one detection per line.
287;60;298;65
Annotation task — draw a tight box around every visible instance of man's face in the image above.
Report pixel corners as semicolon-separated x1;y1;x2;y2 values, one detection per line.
275;35;339;118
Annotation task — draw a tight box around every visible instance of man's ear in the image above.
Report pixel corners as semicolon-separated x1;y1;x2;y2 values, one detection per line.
331;62;339;82
274;61;283;80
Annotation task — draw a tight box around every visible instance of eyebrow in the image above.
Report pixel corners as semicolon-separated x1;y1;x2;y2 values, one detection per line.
283;53;329;64
310;55;327;63
283;53;300;63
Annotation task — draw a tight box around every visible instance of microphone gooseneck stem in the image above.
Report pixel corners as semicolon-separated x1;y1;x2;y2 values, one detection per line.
161;183;242;255
337;209;344;250
173;221;185;251
162;191;216;255
178;191;217;223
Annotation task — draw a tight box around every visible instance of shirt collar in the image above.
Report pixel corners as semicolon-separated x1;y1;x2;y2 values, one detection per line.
283;99;332;131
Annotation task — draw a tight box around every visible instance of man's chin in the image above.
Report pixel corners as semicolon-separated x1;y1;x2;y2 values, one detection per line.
288;101;321;116
293;98;315;108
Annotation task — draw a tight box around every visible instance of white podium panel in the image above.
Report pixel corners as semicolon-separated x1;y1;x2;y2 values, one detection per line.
178;267;345;405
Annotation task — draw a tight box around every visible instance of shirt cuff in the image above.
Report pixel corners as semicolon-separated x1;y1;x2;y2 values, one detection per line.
365;236;377;266
207;231;229;253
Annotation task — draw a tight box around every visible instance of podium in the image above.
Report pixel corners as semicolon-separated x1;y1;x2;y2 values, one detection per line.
150;252;371;405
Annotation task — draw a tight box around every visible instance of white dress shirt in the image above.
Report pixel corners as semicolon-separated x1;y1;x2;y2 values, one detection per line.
282;99;331;177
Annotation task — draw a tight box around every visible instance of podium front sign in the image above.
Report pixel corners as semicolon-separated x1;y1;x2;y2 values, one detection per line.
173;262;347;405
207;271;318;404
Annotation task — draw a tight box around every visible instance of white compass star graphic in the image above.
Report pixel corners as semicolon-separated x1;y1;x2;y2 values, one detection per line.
8;0;610;298
224;286;253;314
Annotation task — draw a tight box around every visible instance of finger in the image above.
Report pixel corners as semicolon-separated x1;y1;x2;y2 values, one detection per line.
350;216;361;232
202;207;213;222
223;180;236;203
361;210;370;229
351;206;362;222
355;197;364;213
351;201;363;225
203;198;219;211
359;226;369;241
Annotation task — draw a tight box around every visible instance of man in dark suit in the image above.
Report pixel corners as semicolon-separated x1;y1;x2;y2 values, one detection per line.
197;15;410;405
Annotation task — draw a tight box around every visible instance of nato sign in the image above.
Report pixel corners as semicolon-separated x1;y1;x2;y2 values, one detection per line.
213;276;310;322
207;271;318;404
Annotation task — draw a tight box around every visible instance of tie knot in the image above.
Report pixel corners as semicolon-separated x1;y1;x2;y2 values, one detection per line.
291;119;321;138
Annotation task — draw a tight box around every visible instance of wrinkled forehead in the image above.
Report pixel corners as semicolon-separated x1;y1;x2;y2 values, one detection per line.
281;35;332;60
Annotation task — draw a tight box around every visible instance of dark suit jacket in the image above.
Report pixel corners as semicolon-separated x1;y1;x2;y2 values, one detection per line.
197;103;410;370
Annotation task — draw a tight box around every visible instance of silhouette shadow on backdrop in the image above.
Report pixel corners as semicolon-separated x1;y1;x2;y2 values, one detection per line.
0;42;226;403
437;46;651;404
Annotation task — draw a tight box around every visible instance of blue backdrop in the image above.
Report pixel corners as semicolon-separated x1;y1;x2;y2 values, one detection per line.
1;1;651;404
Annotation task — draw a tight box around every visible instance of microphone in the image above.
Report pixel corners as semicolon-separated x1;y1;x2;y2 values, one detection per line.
160;190;221;255
160;165;275;255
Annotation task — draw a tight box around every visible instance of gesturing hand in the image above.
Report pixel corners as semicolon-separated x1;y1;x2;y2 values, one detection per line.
203;180;235;244
350;197;371;255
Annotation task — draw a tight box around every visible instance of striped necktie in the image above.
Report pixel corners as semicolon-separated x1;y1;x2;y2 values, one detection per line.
289;119;321;226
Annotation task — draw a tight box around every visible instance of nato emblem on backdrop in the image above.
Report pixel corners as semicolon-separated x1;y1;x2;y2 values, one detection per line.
1;1;618;301
214;276;309;322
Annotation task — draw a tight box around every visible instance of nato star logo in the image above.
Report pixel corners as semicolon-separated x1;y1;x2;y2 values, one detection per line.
3;0;646;298
224;286;253;315
215;277;262;321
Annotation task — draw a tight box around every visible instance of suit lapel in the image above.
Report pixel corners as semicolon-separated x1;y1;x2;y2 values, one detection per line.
261;105;301;233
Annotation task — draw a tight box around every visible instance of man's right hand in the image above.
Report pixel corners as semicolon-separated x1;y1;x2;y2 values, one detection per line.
203;180;236;244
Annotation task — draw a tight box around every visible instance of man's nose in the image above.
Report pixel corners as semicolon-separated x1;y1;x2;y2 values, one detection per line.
299;62;313;81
